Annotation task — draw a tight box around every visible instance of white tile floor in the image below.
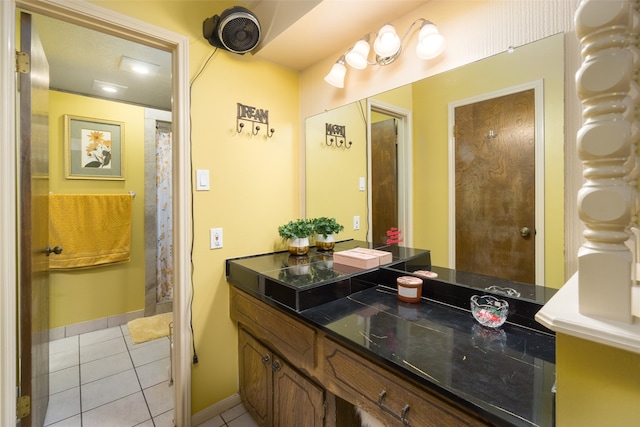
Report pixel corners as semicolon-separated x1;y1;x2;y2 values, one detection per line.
45;325;259;427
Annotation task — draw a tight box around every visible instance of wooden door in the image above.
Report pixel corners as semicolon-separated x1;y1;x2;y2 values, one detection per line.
272;359;324;427
19;12;51;427
371;118;398;245
239;328;272;426
454;89;535;284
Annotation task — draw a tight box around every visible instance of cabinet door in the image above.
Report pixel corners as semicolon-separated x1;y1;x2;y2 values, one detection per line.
273;358;325;427
239;328;272;426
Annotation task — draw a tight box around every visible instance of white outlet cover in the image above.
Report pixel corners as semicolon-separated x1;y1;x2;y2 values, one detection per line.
210;227;223;249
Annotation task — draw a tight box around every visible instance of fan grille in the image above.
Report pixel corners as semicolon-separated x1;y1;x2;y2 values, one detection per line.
218;13;260;53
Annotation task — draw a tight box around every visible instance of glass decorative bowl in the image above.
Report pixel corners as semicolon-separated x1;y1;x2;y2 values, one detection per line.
470;295;509;328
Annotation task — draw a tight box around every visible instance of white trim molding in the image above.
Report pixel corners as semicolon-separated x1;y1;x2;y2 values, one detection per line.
536;273;640;354
0;1;18;425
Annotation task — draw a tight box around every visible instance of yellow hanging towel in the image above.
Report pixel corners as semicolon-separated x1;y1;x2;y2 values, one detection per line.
49;194;133;269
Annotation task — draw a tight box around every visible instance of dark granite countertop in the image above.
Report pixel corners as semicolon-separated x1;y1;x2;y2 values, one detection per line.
227;243;556;427
301;285;555;427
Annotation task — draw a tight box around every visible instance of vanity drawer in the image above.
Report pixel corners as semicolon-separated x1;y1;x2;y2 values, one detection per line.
230;288;316;372
322;337;490;426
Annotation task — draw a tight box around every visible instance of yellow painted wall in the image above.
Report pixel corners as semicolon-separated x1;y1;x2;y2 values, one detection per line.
371;84;413;111
556;334;640;425
48;90;146;328
306;101;368;241
411;34;565;287
89;0;300;413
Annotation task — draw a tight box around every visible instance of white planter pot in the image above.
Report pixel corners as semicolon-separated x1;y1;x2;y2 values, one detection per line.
288;237;310;255
315;233;336;251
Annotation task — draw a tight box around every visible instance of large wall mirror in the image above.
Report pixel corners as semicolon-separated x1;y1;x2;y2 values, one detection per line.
306;33;566;291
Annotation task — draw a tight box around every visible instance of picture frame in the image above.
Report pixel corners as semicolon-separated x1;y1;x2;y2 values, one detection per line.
64;115;125;180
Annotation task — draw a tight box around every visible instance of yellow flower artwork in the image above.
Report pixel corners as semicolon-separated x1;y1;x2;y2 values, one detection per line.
81;129;112;168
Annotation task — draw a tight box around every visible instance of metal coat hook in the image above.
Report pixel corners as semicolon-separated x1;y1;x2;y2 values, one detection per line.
325;123;352;149
237;102;275;138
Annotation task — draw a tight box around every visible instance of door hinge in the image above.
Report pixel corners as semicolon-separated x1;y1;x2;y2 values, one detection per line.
16;51;30;74
17;395;30;419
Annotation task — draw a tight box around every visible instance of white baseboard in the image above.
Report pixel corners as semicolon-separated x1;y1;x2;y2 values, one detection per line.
191;394;242;426
49;309;144;340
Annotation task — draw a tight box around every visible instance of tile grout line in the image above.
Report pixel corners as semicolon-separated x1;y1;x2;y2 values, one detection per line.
127;331;155;426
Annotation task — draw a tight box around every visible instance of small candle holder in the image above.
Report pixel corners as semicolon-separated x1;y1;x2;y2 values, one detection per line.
470;295;509;328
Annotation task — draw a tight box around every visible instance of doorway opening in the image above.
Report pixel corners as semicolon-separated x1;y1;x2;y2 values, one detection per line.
367;100;413;247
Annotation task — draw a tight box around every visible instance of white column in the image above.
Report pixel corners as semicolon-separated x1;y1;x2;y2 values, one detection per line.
575;0;639;323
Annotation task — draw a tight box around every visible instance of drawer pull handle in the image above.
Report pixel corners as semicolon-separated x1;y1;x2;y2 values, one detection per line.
400;404;410;424
377;390;411;425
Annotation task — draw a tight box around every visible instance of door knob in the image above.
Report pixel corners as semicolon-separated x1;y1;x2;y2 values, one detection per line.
45;245;63;256
261;354;271;366
519;227;531;238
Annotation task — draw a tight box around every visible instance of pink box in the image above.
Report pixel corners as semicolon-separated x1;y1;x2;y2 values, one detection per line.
351;248;393;265
332;249;379;269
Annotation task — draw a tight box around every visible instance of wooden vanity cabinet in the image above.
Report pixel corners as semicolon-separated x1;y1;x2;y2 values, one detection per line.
322;337;491;427
231;287;493;427
239;327;325;427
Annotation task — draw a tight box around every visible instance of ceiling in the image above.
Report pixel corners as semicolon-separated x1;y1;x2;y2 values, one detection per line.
31;1;427;111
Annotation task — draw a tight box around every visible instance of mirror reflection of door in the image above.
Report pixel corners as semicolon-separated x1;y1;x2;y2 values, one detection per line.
454;89;536;284
371;117;398;245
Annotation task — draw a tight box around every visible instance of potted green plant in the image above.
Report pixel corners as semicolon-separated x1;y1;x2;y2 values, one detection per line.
311;217;344;251
278;219;314;255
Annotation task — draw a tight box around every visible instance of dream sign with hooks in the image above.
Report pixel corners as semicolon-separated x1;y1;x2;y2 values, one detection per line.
237;102;275;138
325;123;352;148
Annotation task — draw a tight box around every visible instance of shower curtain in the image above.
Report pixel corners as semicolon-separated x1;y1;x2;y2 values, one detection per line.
156;123;173;302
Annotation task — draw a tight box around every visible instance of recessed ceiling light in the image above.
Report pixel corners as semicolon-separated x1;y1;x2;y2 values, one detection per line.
92;80;128;93
119;56;161;75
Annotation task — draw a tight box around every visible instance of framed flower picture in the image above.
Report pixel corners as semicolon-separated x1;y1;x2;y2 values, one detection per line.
64;115;125;180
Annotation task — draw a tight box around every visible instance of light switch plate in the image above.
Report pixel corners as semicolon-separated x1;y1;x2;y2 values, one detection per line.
196;169;210;191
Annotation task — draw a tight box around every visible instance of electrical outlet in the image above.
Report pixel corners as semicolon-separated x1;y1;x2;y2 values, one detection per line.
353;216;360;230
210;228;223;249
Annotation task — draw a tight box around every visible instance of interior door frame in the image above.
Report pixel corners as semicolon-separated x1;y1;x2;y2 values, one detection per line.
0;1;193;426
367;99;413;247
447;80;545;285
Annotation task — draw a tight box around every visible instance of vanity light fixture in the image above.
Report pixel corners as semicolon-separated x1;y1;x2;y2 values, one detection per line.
325;18;445;88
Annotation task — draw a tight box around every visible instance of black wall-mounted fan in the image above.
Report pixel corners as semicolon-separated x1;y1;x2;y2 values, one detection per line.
202;6;261;54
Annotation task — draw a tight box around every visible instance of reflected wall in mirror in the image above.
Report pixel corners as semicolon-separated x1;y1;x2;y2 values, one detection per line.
306;102;369;242
306;33;565;289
